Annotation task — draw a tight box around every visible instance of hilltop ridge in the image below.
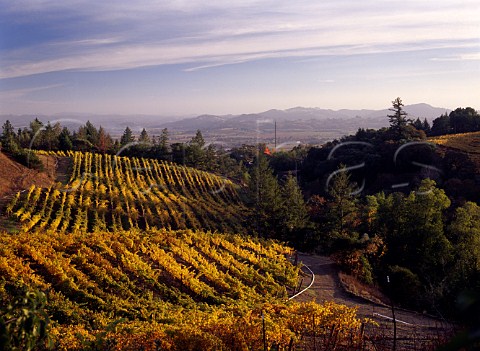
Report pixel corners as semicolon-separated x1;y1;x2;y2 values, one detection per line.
1;103;451;145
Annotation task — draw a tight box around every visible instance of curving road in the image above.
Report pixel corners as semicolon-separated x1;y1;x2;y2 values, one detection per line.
292;253;453;349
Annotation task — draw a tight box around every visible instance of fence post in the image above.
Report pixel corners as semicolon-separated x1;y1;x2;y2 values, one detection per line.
387;275;397;351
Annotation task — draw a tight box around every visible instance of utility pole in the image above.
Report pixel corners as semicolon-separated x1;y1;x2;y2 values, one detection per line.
274;120;277;151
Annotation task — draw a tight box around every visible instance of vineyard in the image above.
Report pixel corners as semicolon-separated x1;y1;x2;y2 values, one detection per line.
429;131;480;170
0;228;373;350
4;151;247;234
1;151;383;350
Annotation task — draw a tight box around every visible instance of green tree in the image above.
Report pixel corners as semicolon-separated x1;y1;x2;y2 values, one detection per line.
0;289;51;351
159;128;169;150
422;118;431;134
412;117;423;130
247;152;282;237
138;128;150;144
84;120;99;145
58;127;73;151
325;166;360;240
17;128;31;149
186;130;206;168
120;126;135;147
204;144;218;172
430;113;451;135
407;180;452;279
387;97;412;138
449;107;480;133
190;129;205;148
280;173;309;240
29;118;43;138
448;202;480;288
373;180;453;308
153;128;170;160
1;120;18;152
42;122;61;151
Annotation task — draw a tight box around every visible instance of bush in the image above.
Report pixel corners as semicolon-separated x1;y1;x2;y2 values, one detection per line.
387;265;422;307
0;289;52;351
10;149;44;170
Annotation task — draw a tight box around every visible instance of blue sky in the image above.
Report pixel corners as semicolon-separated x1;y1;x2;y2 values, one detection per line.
0;0;479;116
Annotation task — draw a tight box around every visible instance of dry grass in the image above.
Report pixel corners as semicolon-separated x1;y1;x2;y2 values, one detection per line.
0;152;55;232
429;131;480;173
338;272;390;306
428;131;480;153
0;152;55;198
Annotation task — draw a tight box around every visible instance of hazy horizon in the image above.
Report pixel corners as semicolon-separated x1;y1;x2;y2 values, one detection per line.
1;1;479;116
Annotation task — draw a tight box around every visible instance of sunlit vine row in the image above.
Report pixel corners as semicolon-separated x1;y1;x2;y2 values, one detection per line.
7;151;248;233
0;228;306;337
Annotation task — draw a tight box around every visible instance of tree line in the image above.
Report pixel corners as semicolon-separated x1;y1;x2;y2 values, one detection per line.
0;119;248;180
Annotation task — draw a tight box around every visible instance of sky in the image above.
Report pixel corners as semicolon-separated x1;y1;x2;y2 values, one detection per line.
0;0;479;117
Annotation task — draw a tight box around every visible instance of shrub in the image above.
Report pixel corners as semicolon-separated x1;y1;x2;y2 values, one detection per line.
387;265;422;307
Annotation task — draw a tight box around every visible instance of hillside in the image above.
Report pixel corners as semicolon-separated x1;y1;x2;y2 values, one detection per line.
4;151;247;234
1;228;330;350
160;103;449;145
0;151;57;232
1;103;449;146
0;150;371;350
0;150;456;350
0;151;55;198
429;131;480;172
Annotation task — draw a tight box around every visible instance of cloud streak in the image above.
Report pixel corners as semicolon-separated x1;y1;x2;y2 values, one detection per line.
1;0;479;79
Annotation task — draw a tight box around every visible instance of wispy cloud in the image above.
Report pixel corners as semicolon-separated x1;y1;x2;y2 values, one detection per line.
0;84;65;99
431;53;480;61
0;1;479;78
0;84;67;114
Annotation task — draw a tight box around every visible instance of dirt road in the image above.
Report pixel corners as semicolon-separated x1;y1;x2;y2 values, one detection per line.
293;253;453;350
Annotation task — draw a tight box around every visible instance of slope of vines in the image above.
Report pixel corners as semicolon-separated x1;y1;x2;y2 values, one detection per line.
0;151;378;350
0;228;373;350
429;131;480;173
6;151;247;234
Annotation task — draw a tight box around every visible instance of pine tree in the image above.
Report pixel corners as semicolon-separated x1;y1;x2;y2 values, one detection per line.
120;127;135;146
138;128;150;144
190;129;205;148
58;127;73;151
412;117;423;130
280;174;309;236
388;97;412;138
186;130;206;168
154;128;170;159
248;153;282;237
84;121;99;145
159;128;169;150
422;118;431;134
18;127;31;148
29;118;43;135
1;120;19;152
326;166;359;239
42;122;60;151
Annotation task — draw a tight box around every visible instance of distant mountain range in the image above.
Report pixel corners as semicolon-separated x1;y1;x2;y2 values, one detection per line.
159;103;450;145
0;103;451;146
162;103;449;131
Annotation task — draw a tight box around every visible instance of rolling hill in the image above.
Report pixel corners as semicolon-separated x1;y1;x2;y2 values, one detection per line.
0;151;370;350
1;103;450;146
4;151;247;234
429;131;480;172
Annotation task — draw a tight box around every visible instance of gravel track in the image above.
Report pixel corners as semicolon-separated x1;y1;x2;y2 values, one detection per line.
293;253;454;350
